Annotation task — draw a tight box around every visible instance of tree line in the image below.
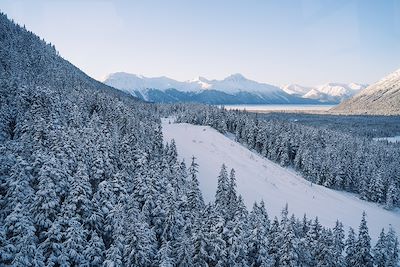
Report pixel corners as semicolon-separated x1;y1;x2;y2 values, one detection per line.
173;104;400;209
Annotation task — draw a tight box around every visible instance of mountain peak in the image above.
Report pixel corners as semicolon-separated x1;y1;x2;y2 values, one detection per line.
190;76;210;83
106;72;145;80
189;76;212;89
224;73;248;81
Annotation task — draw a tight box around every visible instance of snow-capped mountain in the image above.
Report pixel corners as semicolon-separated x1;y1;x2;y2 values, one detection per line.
104;72;199;94
332;68;400;115
281;84;313;96
303;88;327;99
282;82;367;103
105;72;283;94
105;72;366;104
104;72;322;104
209;73;281;94
189;76;212;89
317;82;365;96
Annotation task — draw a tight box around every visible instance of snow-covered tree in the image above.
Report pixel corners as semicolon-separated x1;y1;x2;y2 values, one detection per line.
354;212;373;267
345;227;357;267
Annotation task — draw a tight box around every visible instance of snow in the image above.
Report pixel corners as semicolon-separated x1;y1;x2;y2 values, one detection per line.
373;136;400;143
104;72;200;95
303;88;324;99
355;68;400;97
282;83;367;99
188;76;212;89
281;84;312;95
162;118;400;241
210;73;281;94
331;68;400;115
316;82;366;97
105;72;367;103
104;72;283;94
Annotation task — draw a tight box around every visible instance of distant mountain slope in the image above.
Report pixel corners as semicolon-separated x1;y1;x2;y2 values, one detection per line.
105;72;365;104
282;82;367;103
104;72;323;104
332;69;400;115
281;84;312;95
105;72;282;94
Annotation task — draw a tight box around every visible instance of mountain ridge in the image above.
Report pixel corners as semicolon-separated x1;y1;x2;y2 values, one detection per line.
332;68;400;115
104;72;364;104
104;72;318;104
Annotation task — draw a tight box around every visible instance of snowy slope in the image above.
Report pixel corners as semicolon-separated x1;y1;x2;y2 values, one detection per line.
281;84;312;95
303;88;328;99
209;73;281;94
317;82;366;97
162;119;400;241
358;68;400;96
332;68;400;115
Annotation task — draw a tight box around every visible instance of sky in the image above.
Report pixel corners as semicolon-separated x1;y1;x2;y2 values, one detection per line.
1;0;400;86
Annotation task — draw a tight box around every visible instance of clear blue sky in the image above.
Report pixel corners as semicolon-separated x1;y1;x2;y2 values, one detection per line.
1;0;399;86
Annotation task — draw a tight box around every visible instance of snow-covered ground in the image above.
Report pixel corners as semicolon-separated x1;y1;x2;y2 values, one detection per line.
162;118;400;241
373;136;400;143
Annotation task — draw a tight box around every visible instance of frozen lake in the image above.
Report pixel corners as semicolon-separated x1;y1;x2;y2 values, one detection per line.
221;104;336;112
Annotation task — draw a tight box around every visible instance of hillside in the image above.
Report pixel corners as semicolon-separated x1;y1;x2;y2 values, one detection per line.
162;118;400;241
0;16;138;105
332;69;400;115
0;12;175;266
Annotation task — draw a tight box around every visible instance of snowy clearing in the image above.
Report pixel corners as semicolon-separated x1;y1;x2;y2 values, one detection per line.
162;118;400;241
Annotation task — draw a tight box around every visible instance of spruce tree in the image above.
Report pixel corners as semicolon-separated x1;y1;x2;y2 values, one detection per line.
215;164;229;217
354;212;373;267
386;227;399;267
372;229;387;267
345;227;357;267
279;222;299;267
332;220;345;267
187;156;204;217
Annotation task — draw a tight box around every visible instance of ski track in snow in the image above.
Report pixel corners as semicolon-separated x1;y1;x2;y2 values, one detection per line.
161;118;400;242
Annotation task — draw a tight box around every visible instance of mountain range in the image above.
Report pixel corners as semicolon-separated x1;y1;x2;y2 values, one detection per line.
282;82;367;103
104;72;367;105
332;68;400;115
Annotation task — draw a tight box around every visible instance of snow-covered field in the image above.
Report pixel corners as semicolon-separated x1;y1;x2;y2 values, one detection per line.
162;118;400;241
